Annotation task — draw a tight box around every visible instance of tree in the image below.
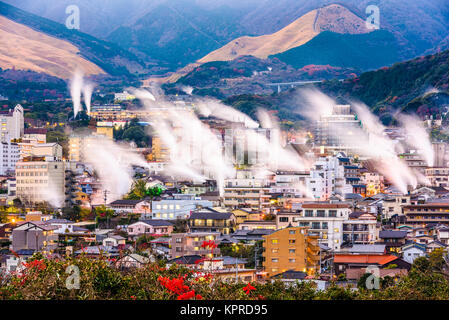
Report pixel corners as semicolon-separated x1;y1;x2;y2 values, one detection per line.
126;180;148;200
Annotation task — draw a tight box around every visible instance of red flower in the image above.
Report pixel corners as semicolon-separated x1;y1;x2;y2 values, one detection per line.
242;283;256;295
130;295;136;300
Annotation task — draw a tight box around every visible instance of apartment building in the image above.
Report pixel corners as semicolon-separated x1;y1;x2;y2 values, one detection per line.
223;170;271;212
314;104;361;153
404;202;449;226
0;142;19;175
262;226;320;277
188;208;236;235
148;194;212;220
170;232;220;259
306;156;352;201
15;157;67;206
295;203;352;251
0;104;24;142
425;167;449;187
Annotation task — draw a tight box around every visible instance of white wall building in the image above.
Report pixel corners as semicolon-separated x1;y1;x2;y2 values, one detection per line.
306;156;352;201
0;104;24;142
296;203;352;251
148;194;212;220
0;142;19;175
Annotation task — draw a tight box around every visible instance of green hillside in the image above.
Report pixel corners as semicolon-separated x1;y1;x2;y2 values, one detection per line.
271;30;401;71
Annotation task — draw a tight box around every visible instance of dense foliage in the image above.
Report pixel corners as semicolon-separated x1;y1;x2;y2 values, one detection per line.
271;30;400;71
1;251;449;300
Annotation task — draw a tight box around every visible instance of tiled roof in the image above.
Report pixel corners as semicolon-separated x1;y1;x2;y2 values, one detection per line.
139;219;173;226
190;211;233;220
379;230;408;239
334;254;398;265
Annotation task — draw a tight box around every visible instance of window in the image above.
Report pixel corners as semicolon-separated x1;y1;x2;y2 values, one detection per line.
305;210;313;217
272;249;279;253
317;210;325;217
271;239;278;244
329;210;337;217
289;239;296;244
279;217;289;222
271;258;278;263
175;238;182;243
289;230;295;234
289;259;296;263
289;249;295;254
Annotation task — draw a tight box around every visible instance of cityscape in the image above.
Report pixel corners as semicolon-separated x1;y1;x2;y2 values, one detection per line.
0;0;449;306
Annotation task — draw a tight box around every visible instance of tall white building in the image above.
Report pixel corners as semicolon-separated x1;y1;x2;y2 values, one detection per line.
306;156;352;201
0;142;20;175
15;157;67;206
0;104;24;142
314;105;361;152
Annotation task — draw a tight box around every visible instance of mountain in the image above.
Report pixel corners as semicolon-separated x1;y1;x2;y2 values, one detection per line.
0;1;148;78
169;55;356;98
271;30;400;71
7;0;449;74
223;49;449;124
198;4;369;64
318;49;449;118
0;15;104;79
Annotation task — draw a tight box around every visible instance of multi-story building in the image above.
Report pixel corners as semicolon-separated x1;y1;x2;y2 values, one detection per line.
403;202;449;226
262;226;320;277
295;203;352;251
188;208;236;235
306;156;352;201
0;104;24;142
23;128;47;143
151;136;170;162
314;105;361;152
342;212;378;245
361;172;385;196
148;194;212;220
170;232;220;259
0;142;19;175
425;167;449;187
223;170;271;212
15;156;67;206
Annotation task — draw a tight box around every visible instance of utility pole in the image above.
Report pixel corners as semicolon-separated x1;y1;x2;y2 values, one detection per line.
103;190;110;229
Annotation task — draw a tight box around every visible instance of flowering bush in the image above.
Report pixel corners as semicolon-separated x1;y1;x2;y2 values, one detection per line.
0;253;448;300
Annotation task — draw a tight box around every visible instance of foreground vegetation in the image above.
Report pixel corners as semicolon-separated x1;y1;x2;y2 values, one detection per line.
1;250;449;300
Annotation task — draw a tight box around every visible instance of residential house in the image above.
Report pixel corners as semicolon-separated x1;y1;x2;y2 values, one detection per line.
11;221;58;254
401;243;427;264
188;208;236;234
170;232;220;259
127;220;173;238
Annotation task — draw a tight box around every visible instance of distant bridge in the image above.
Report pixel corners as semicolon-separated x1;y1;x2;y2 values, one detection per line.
266;79;345;93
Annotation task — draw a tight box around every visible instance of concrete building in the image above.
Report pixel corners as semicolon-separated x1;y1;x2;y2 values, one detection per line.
15;157;67;206
295;203;352;251
23;128;47;143
0;104;24;142
170;232;220;259
149;194;212;220
425;167;449;187
314;105;361;152
262;226;320;277
223;170;271;212
306;156;352;201
0;142;19;175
